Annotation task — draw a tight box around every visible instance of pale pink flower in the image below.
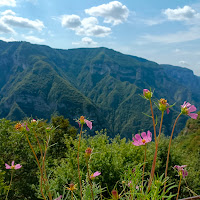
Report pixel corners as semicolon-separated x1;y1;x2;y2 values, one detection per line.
174;165;188;178
77;116;92;130
54;195;62;200
132;131;152;146
90;171;101;179
5;161;22;170
181;101;198;119
31;119;37;123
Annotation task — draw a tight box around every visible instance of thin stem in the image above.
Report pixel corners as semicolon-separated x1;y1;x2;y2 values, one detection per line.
86;160;94;200
71;191;73;200
176;176;182;200
149;98;157;144
25;134;47;200
142;144;147;186
148;111;164;191
158;111;164;143
77;124;83;200
163;113;182;194
5;171;14;200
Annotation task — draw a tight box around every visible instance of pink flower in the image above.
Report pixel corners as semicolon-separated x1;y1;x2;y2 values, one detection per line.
181;101;198;119
174;165;188;178
22;123;30;131
90;171;101;180
5;161;22;170
77;116;92;130
132;131;152;146
143;89;152;100
54;195;62;200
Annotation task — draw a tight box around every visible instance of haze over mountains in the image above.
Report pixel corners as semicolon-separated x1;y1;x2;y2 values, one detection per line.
0;40;199;138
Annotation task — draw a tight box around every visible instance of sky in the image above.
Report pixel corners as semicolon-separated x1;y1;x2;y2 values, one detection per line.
0;0;200;76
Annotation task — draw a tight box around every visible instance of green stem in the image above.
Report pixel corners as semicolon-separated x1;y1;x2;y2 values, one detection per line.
142;144;147;186
77;124;83;200
163;113;182;194
86;160;94;200
176;176;182;200
5;171;14;200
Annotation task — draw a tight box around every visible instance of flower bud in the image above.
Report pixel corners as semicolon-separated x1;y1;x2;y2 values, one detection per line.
112;190;119;200
80;116;85;125
85;147;92;158
143;89;152;100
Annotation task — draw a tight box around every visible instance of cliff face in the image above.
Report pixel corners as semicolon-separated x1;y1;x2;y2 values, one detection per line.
0;40;199;138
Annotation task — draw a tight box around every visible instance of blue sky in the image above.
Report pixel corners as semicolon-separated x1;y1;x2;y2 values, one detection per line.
0;0;200;75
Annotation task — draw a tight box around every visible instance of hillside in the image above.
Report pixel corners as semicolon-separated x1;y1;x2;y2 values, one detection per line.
0;40;199;138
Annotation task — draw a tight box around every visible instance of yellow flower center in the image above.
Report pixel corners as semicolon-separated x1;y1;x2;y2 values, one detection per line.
142;139;146;144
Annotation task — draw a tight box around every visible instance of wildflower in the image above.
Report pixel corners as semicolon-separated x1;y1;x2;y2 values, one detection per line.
143;89;152;100
5;161;22;170
31;119;37;123
132;131;152;146
181;101;198;119
85;147;92;158
15;123;23;131
77;116;92;130
22;123;30;131
90;171;101;180
66;183;77;191
46;127;52;131
111;190;119;200
174;165;188;178
158;98;170;114
54;195;62;200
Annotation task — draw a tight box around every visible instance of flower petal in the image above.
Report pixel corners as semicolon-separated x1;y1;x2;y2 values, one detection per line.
146;130;152;142
5;163;11;169
84;119;92;130
141;132;147;141
166;108;170;114
135;134;142;142
188;105;196;113
93;171;101;177
188;113;198;119
15;164;22;169
11;161;14;166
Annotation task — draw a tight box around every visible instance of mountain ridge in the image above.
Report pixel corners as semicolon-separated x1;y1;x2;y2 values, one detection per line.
0;40;199;138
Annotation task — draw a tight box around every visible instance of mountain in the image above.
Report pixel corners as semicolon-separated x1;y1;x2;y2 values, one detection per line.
0;40;199;138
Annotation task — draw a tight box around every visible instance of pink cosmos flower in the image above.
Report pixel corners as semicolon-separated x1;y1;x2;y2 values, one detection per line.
77;116;92;130
90;171;101;179
181;101;198;119
174;165;188;178
132;131;152;146
5;161;22;170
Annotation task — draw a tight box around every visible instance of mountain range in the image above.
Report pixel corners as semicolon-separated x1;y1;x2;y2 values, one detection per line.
0;40;199;138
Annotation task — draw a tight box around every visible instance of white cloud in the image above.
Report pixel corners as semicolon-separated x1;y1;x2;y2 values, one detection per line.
1;10;16;16
85;1;129;25
163;6;200;21
140;26;200;44
82;37;97;45
0;0;16;7
61;14;81;29
0;21;15;33
61;15;111;37
0;36;15;41
2;15;45;31
72;37;97;46
179;60;188;65
76;17;111;37
23;35;45;43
